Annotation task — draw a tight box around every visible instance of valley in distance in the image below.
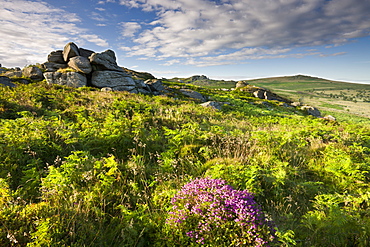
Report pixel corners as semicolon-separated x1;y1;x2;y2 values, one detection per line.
168;74;370;120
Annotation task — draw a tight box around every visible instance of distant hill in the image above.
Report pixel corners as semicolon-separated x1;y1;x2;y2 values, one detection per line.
244;74;368;91
242;75;370;119
171;74;370;119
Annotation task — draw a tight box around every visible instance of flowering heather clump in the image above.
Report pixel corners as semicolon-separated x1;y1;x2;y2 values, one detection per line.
166;178;276;246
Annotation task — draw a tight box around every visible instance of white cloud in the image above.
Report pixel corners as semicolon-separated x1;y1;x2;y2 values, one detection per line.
319;52;347;57
119;0;370;66
0;0;108;67
98;0;116;4
121;22;142;37
161;59;181;66
90;11;108;22
149;70;182;75
119;46;132;51
80;34;109;47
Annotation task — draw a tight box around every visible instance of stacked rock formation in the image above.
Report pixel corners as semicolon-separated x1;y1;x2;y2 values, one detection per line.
42;42;163;94
0;65;44;84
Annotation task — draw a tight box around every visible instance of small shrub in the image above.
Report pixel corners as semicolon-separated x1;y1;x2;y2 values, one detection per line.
56;67;78;73
165;178;276;246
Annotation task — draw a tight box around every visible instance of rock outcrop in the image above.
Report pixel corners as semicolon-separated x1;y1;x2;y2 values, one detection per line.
22;66;43;81
252;88;292;103
63;42;80;62
145;79;166;94
3;70;23;78
89;50;124;72
235;80;249;88
179;89;207;102
48;50;65;64
200;101;229;110
68;56;92;74
191;75;208;81
79;48;94;58
300;105;321;117
91;71;134;89
42;42;165;95
0;66;44;82
323;115;336;121
44;72;87;88
43;62;68;72
0;76;16;87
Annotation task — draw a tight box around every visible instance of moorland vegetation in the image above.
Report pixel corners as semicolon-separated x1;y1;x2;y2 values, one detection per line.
0;73;369;246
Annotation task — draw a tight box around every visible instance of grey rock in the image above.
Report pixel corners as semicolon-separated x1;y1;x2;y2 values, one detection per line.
145;79;165;92
112;85;137;92
236;80;249;88
263;91;282;101
179;89;207;102
42;62;68;72
0;76;16;87
291;102;302;107
324;115;336;121
79;48;95;58
264;91;273;100
101;87;113;92
91;71;135;88
3;71;22;78
22;66;44;81
47;50;66;64
253;88;291;103
44;72;87;88
89;50;125;72
15;79;32;85
137;88;152;94
301;105;321;117
253;90;265;99
68;56;92;74
63;42;80;62
135;80;152;92
200;101;225;110
191;75;208;81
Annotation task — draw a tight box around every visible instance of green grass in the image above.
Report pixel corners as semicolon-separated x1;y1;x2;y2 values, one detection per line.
238;75;370;120
319;102;345;110
0;80;369;246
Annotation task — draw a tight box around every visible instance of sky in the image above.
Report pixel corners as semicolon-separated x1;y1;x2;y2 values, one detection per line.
1;0;370;84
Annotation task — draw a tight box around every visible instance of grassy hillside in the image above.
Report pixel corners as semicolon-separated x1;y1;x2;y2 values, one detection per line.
0;80;369;246
246;75;370;120
172;74;370;122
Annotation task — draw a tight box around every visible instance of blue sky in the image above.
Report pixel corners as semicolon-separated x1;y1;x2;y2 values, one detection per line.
1;0;370;84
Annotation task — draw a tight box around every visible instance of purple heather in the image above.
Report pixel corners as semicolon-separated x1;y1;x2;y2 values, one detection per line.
166;178;276;246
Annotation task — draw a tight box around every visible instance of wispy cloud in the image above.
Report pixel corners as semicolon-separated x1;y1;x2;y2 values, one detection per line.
120;22;142;37
90;11;108;22
119;0;370;66
80;34;109;47
319;52;347;57
0;0;108;67
98;0;116;4
161;59;181;66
